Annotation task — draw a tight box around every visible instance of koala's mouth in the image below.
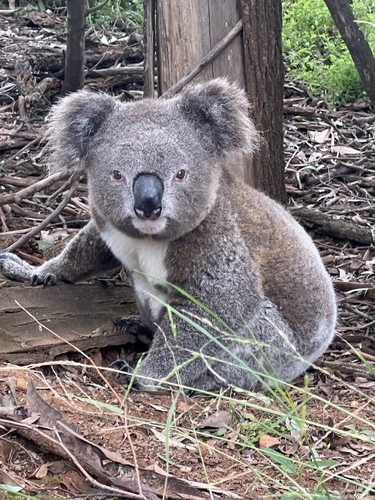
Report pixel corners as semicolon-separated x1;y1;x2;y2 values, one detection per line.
132;217;167;235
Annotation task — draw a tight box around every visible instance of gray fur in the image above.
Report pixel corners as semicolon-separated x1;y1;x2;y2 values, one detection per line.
0;79;336;393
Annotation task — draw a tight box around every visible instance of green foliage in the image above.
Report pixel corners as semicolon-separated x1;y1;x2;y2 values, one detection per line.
283;0;375;106
87;0;143;30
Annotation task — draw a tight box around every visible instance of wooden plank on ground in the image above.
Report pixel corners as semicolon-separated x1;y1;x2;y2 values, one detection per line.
0;272;136;364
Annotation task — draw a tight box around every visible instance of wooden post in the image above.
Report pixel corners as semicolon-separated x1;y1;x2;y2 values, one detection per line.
156;0;249;181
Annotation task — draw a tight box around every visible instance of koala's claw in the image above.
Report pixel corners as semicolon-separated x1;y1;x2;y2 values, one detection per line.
0;252;58;286
114;316;154;345
31;272;58;287
111;359;140;388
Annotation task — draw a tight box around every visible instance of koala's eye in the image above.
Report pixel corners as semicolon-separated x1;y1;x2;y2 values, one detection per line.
176;169;186;180
113;170;122;180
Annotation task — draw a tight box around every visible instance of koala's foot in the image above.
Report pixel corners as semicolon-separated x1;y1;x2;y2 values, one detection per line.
111;359;140;389
111;358;170;394
114;316;154;346
0;253;57;286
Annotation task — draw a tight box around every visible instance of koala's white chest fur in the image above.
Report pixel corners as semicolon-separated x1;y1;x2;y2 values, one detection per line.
101;224;169;321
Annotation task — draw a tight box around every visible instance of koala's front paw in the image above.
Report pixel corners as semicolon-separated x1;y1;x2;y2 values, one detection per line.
111;359;140;389
0;253;57;286
0;253;33;282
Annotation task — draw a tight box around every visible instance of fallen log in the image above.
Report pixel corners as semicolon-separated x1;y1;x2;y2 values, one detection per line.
0;272;136;364
291;207;375;245
333;280;375;300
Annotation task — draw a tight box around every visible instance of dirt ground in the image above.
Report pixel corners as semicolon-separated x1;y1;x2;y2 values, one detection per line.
0;9;374;500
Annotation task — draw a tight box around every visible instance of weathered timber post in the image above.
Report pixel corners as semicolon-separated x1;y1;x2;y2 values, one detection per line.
155;0;286;202
156;0;249;181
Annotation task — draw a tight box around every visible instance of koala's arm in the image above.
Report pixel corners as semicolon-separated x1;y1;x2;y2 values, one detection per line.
0;220;121;285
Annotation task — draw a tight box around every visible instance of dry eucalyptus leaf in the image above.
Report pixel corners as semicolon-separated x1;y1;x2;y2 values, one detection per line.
259;435;281;449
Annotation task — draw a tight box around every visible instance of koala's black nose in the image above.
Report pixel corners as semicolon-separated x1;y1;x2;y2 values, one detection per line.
133;173;164;220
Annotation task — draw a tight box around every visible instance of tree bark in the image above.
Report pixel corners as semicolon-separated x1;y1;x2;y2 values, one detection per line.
324;0;375;108
143;0;156;98
62;0;86;95
240;0;285;203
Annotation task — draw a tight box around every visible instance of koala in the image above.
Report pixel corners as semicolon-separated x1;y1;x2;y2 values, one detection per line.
0;79;336;393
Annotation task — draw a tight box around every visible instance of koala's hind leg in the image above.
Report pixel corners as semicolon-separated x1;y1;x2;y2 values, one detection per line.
0;221;120;285
114;316;154;345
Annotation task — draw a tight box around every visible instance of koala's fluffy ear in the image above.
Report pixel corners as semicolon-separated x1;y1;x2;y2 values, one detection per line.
178;78;260;158
45;91;117;172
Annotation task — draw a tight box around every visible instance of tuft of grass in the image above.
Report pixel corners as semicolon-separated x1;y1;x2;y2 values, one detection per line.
86;0;143;31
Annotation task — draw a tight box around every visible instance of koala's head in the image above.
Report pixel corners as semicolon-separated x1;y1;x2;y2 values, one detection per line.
46;79;259;240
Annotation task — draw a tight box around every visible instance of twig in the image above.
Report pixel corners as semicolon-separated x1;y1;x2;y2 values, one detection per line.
162;19;243;99
0;136;41;172
1;174;79;253
351;350;375;362
334;281;375;300
0;8;23;16
124;404;143;497
330;452;375;482
0;175;34;188
0;205;9;232
52;427;147;499
341;302;375;322
0;169;73;206
46;176;77;205
0;227;37;236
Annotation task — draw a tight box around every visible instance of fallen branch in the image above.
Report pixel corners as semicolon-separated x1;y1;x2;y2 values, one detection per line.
0;382;157;500
291;207;375;245
0;381;215;500
0;277;137;364
1;174;79;253
0;169;73;206
85;65;144;77
334;281;375;300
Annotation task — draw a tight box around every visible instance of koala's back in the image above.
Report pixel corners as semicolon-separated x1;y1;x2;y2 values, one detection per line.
227;170;336;352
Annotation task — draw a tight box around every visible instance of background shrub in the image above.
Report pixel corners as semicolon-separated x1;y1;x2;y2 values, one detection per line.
283;0;375;106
